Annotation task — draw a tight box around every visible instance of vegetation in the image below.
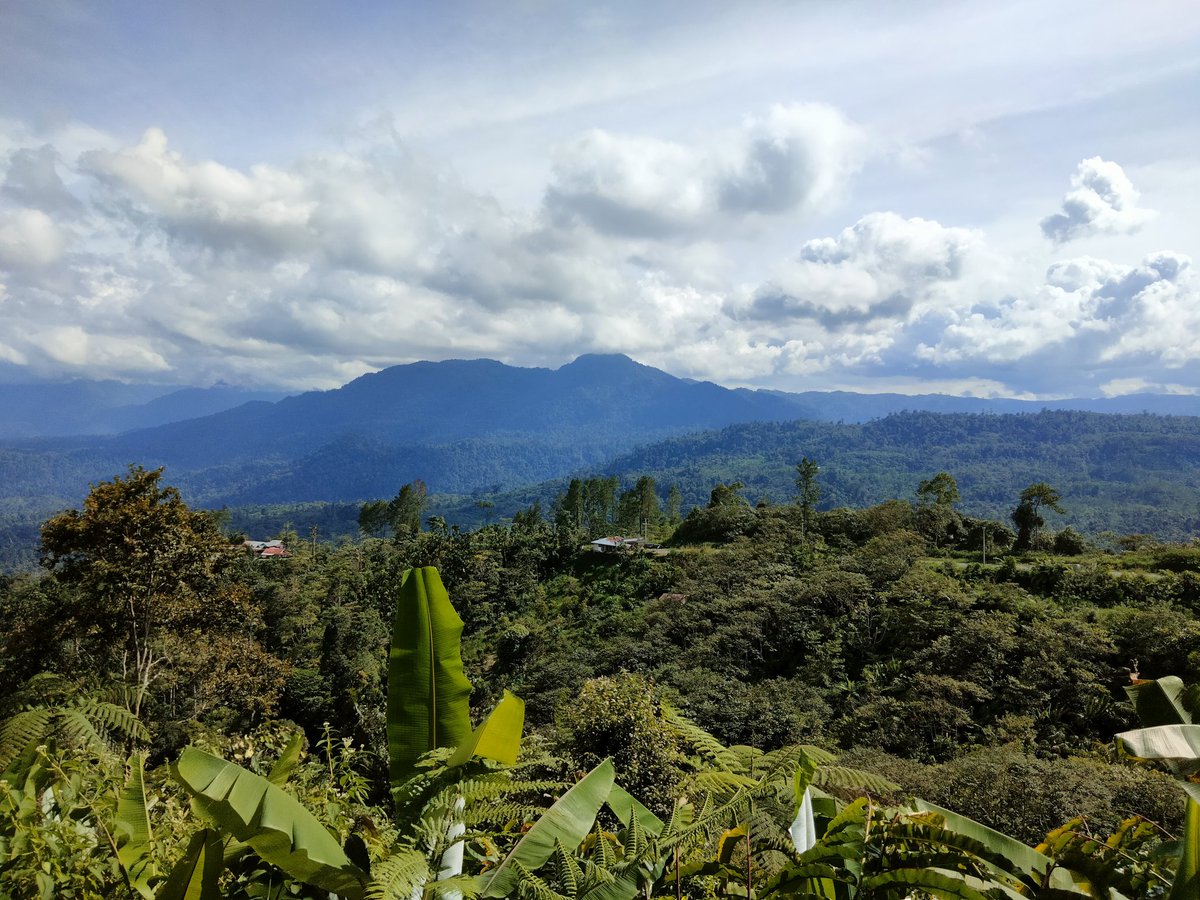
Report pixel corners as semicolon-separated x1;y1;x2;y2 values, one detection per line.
3;463;1200;897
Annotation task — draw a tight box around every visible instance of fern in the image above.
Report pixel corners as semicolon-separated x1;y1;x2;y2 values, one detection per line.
367;846;431;900
0;708;53;768
511;860;572;900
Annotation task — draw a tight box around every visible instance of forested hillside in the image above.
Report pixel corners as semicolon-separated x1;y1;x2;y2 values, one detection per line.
3;466;1199;896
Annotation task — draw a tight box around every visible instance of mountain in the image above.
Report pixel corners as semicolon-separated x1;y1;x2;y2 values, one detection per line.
3;352;1200;520
0;381;286;438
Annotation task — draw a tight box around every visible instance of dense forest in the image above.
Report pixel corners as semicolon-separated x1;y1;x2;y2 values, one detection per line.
3;463;1200;896
4;408;1200;573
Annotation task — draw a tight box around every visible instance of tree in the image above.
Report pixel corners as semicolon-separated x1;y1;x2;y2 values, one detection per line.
666;484;682;524
915;472;962;549
795;457;821;540
359;481;428;537
916;471;960;507
1012;482;1065;550
39;466;285;727
617;476;660;534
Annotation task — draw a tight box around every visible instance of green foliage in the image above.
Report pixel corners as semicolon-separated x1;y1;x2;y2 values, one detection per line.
172;745;368;897
556;675;682;814
387;567;474;790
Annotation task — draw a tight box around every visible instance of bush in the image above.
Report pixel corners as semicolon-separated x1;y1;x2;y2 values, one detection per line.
555;673;683;814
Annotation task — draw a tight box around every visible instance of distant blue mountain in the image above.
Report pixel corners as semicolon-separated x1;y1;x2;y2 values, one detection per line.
2;353;1200;509
0;381;286;438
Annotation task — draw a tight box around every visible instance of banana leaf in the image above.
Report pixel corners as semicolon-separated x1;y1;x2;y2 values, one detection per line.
479;759;616;898
1169;799;1200;900
116;754;157;898
266;731;305;786
155;828;223;900
447;690;525;768
1126;677;1195;726
172;747;367;899
388;567;473;789
912;800;1083;893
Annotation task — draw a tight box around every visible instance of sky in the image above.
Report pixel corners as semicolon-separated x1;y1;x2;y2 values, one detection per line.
1;1;1198;398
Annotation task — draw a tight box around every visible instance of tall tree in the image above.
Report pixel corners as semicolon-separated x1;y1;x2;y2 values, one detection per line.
795;457;821;540
1012;482;1065;550
666;484;683;525
916;471;960;507
39;466;285;726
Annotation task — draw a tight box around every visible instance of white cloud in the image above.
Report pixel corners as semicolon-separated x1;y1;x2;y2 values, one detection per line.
545;103;865;237
1040;157;1154;245
0;113;1196;398
0;208;65;269
740;212;984;327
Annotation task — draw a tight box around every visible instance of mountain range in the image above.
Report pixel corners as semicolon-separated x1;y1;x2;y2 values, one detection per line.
2;354;1200;568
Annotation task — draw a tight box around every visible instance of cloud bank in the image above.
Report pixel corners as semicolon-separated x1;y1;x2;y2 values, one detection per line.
0;116;1194;398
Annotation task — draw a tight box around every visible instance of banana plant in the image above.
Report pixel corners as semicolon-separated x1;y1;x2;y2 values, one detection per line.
1117;675;1200;900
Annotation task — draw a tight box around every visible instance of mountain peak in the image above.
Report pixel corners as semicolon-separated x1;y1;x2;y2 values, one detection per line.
559;353;641;370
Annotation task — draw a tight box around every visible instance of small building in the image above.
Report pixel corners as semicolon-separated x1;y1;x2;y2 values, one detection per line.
244;539;291;558
590;536;646;554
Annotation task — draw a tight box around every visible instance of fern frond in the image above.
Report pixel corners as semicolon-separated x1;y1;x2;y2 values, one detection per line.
551;839;582;897
661;705;739;770
78;699;150;744
622;810;648;858
367;846;431;900
687;771;757;795
512;861;572;900
432;873;482;899
812;765;898;794
0;708;54;767
590;824;617;868
56;707;108;754
464;802;546;828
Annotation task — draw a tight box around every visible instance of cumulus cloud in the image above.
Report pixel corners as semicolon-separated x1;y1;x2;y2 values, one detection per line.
740;212;983;327
1040;157;1154;245
545;103;864;237
0;208;65;268
916;251;1198;392
0;117;1195;398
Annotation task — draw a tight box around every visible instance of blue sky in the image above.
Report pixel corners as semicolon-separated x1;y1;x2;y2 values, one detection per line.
1;1;1198;397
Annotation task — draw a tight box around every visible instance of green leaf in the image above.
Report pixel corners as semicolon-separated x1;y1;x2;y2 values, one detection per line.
172;747;367;899
911;800;1079;892
1117;724;1200;778
116;754;158;899
479;759;616;898
1127;677;1194;727
1169;799;1200;900
605;783;664;837
266;731;305;786
388;567;473;789
156;828;223;900
448;690;525;768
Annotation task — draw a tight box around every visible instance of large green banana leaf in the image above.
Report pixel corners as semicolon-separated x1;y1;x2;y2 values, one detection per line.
1169;799;1200;900
1118;724;1200;784
388;566;473;789
1126;676;1197;726
912;800;1083;893
172;747;367;899
478;759;616;898
116;754;158;899
155;828;223;900
447;690;524;768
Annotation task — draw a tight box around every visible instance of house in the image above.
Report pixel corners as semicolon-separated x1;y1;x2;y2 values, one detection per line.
590;536;646;554
244;539;292;558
